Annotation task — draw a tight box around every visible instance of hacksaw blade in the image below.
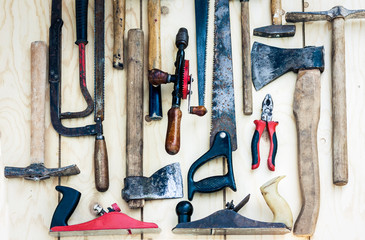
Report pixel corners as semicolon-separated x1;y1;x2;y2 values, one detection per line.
210;0;237;150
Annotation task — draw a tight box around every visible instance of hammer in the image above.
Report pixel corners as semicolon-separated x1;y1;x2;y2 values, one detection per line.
4;41;80;181
251;42;325;237
286;6;365;186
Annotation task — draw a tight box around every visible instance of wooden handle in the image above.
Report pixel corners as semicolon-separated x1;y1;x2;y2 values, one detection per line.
241;1;252;115
293;69;321;237
148;0;161;70
165;107;182;155
30;41;47;164
189;106;207;116
94;138;109;192
148;69;169;85
271;0;283;25
126;29;145;208
113;0;126;69
332;18;348;186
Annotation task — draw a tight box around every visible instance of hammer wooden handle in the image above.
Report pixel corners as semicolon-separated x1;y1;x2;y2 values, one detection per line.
241;0;252;115
126;29;145;208
113;0;125;69
293;69;321;237
94;137;109;192
332;17;348;186
30;41;47;164
166;107;182;155
271;0;283;25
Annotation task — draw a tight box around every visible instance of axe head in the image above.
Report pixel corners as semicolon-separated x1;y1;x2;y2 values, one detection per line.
251;42;325;91
122;163;183;201
253;25;296;38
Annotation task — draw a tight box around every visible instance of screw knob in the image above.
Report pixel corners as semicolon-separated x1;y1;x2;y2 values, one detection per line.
176;201;193;223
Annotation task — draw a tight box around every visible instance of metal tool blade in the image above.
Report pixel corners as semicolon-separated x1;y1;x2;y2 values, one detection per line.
94;0;105;122
195;0;209;106
253;25;296;38
210;0;237;151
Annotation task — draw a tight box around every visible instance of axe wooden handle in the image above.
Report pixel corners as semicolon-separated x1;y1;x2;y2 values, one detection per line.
241;0;252;115
165;107;182;155
113;0;125;69
94;137;109;192
126;29;145;208
293;69;321;237
332;17;348;186
30;41;47;164
271;0;283;25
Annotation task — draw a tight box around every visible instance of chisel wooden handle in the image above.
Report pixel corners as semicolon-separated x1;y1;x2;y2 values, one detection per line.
126;29;144;208
332;17;348;186
271;0;283;25
293;69;321;237
94;137;109;192
113;0;125;69
30;41;47;164
241;0;252;115
165;107;182;155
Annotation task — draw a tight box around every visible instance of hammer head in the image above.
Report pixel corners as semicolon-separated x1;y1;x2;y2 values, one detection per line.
253;25;296;38
251;42;325;91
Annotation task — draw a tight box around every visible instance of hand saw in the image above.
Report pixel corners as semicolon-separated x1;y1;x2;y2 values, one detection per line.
49;0;109;192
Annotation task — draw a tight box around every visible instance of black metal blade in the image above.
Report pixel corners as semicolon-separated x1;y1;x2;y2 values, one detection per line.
253;25;296;38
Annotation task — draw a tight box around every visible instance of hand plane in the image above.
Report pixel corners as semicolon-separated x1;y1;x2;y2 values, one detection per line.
49;186;160;237
173;176;293;235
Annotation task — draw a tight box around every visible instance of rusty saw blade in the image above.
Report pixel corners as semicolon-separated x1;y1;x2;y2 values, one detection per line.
210;0;237;151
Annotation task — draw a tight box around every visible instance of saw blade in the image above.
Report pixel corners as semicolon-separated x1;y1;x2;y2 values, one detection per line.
195;0;209;107
210;0;237;150
94;0;105;122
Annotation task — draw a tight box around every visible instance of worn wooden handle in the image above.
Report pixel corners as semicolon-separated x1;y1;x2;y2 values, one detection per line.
126;29;145;208
241;0;252;115
332;18;348;186
147;0;161;70
271;0;283;25
94;138;109;192
113;0;126;69
293;69;321;237
190;106;207;116
148;69;169;85
165;107;182;155
30;41;47;164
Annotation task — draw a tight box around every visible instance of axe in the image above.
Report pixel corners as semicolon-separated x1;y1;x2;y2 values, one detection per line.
4;41;80;180
251;42;324;237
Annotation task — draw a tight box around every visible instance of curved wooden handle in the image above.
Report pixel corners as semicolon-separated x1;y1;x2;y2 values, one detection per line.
271;0;283;25
148;69;169;85
332;18;348;186
30;41;47;164
94;137;109;192
293;69;321;237
165;107;182;155
113;0;126;69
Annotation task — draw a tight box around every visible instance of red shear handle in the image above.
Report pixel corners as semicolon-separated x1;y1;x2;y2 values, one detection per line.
165;107;182;155
267;121;278;171
251;120;266;169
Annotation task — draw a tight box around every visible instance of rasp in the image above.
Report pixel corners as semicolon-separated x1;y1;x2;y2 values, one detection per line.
94;0;109;192
210;0;237;151
195;0;209;106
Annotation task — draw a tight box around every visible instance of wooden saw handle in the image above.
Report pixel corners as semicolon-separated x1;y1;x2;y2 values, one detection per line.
94;137;109;192
165;107;182;155
332;17;348;186
30;41;47;164
271;0;283;25
126;29;145;208
113;0;126;69
293;69;321;237
241;0;252;115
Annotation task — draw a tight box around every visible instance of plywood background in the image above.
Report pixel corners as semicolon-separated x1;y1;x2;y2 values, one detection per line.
1;0;365;239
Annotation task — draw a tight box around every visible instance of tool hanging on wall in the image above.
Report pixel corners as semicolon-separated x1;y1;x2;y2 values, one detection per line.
49;186;160;237
149;28;207;155
4;41;80;180
112;0;126;69
48;0;109;192
251;94;278;171
251;42;324;237
253;0;295;38
286;6;365;186
174;176;293;235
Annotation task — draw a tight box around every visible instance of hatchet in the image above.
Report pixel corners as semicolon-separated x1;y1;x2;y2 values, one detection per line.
251;42;324;237
4;41;80;180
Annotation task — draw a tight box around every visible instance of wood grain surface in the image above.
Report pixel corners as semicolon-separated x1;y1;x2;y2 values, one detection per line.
1;0;365;240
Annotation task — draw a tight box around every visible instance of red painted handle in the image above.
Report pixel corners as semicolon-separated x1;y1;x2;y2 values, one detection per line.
251;120;266;169
267;121;278;171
